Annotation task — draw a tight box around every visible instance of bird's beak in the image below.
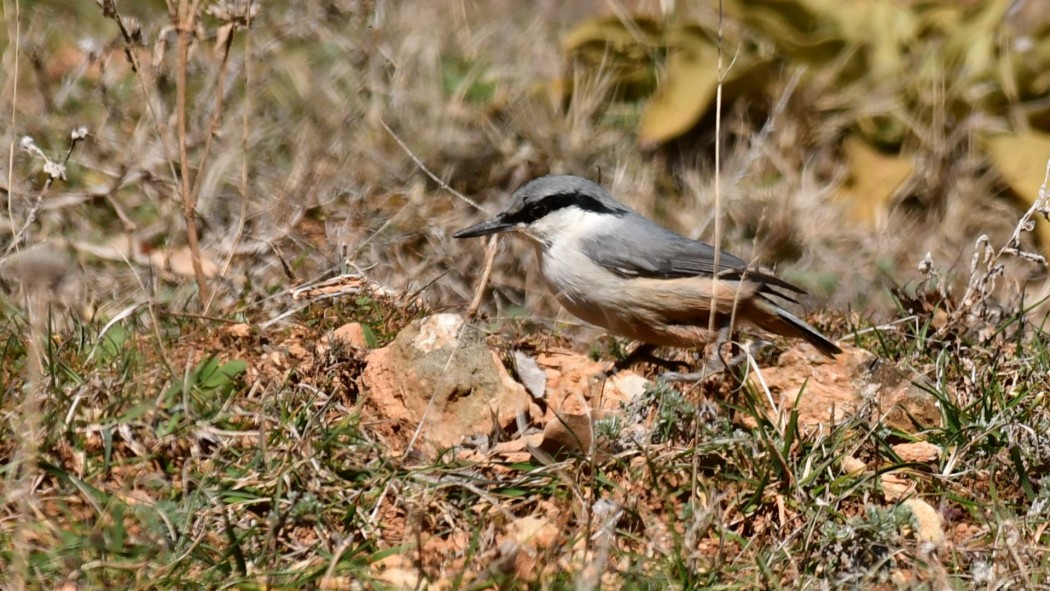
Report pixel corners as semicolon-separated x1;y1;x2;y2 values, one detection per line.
453;214;514;238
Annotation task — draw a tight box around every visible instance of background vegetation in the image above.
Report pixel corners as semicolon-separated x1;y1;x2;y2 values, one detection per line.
2;0;1050;588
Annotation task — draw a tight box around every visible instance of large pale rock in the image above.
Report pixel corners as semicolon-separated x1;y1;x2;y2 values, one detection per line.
361;314;530;453
533;349;648;454
536;349;647;417
745;344;940;434
476;349;650;458
862;355;941;433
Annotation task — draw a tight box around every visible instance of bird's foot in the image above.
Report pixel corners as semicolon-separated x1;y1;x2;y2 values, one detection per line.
658;339;773;382
602;343;688;379
658;362;725;383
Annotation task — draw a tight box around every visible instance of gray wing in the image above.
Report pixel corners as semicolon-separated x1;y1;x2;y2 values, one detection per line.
580;222;805;298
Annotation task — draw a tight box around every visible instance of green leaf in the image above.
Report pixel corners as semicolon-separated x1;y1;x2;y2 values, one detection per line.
165;356;249;401
361;324;378;349
119;402;154;423
440;55;497;104
199;358;248;391
94;324;128;363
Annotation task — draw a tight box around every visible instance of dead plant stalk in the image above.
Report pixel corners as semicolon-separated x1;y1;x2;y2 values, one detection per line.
954;157;1050;327
212;1;255;314
176;0;210;305
690;0;728;571
6;290;45;591
4;0;20;242
200;21;239;314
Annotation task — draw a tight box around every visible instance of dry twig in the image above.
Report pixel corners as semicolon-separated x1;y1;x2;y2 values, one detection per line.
175;0;210;305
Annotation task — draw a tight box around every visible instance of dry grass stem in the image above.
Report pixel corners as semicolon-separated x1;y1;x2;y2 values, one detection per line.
466;235;499;320
175;0;209;305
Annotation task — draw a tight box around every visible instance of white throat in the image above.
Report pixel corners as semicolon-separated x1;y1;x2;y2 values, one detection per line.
521;207;614;251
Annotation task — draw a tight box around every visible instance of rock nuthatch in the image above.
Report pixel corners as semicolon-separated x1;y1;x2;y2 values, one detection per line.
454;175;841;375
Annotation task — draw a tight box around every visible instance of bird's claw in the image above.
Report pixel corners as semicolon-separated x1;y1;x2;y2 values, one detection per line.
658;339;773;382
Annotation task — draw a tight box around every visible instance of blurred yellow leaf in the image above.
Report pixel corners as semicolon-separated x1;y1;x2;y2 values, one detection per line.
834;0;917;82
836;135;914;226
560;0;1048;148
561;16;663;101
725;0;846;63
939;0;1011;85
638;26;718;144
918;6;963;33
985;132;1050;252
562;15;663;53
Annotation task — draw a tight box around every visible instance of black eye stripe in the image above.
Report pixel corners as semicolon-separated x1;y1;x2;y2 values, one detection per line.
504;191;624;224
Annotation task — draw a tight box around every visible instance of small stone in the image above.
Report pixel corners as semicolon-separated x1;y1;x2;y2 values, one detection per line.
890;569;911;586
904;498;945;547
332;322;368;349
372;568;419;590
412;313;463;353
287;343;309;359
740;345;942;435
540;413;593;454
892;441;941;463
601;373;648;409
360;314;530;454
841;455;867;476
492;435;542;455
880;473;912;501
509;515;559;548
223;323;251;338
513;350;547;399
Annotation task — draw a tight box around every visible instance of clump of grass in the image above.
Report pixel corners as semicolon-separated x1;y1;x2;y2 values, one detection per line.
619;379;702;445
813;504;916;585
0;244;75;590
593;412;624;444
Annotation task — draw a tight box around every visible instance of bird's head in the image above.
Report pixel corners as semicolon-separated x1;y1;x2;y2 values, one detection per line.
453;175;629;246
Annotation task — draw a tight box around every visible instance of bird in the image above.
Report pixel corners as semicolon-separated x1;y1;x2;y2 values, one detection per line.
453;174;841;377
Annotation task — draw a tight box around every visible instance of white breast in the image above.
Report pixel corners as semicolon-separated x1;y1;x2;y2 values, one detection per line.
527;209;628;331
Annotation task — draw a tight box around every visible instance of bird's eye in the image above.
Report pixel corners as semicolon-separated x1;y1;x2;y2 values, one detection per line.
506;198;561;224
532;200;557;218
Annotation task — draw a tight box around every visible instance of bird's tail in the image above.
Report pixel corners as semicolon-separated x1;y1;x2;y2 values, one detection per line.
749;297;842;357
